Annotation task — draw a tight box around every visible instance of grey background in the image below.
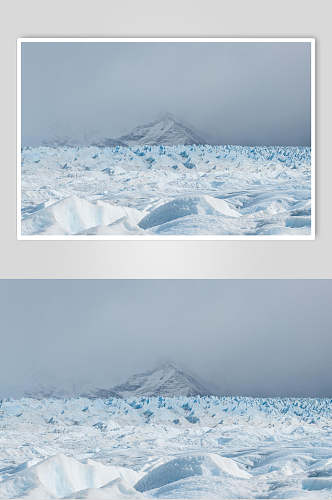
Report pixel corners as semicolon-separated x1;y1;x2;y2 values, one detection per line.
21;41;311;146
1;280;331;398
1;0;332;278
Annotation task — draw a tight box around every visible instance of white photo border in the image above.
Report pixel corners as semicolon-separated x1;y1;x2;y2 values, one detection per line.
17;37;316;241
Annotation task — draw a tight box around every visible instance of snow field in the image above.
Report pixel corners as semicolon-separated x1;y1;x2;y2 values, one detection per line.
0;396;331;498
21;144;311;236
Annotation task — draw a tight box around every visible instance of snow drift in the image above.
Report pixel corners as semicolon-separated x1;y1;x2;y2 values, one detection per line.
135;454;250;492
138;195;239;230
65;477;144;499
0;454;139;499
21;196;142;235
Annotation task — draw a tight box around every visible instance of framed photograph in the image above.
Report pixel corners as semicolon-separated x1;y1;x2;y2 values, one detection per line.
17;38;315;240
1;279;331;500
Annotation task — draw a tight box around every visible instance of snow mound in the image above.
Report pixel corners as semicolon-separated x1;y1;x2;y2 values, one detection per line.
80;216;145;235
138;195;239;230
21;196;142;235
148;476;252;499
150;214;255;235
0;453;139;499
134;454;250;492
65;477;145;499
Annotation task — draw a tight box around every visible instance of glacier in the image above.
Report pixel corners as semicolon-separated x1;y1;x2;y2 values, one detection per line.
20;144;312;237
0;395;331;499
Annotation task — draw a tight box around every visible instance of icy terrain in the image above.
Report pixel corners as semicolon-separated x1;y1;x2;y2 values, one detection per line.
0;396;331;499
21;144;312;237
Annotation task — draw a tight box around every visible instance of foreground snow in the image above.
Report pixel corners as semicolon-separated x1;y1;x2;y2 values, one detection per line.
21;145;311;236
0;396;331;499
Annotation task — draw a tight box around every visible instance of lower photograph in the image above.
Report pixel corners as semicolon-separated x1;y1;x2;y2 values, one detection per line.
0;279;331;500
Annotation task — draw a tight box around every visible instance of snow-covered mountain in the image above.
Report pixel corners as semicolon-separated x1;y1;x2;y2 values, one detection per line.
110;362;212;398
39;115;206;148
21;363;211;400
98;114;207;147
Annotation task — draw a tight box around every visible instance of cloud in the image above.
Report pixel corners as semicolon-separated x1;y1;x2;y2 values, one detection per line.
21;41;311;146
0;280;330;397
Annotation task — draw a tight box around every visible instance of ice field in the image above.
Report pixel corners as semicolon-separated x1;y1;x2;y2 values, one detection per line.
0;396;331;499
20;145;312;236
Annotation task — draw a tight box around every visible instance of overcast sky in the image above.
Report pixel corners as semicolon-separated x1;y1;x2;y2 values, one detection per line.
1;280;330;398
21;41;311;146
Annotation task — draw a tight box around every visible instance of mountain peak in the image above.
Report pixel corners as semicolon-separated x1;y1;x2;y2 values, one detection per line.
110;362;212;398
97;115;207;147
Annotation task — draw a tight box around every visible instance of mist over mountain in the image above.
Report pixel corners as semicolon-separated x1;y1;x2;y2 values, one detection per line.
23;362;215;400
42;114;207;148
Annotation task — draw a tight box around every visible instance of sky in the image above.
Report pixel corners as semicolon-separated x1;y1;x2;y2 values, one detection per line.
21;41;311;146
1;279;330;398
